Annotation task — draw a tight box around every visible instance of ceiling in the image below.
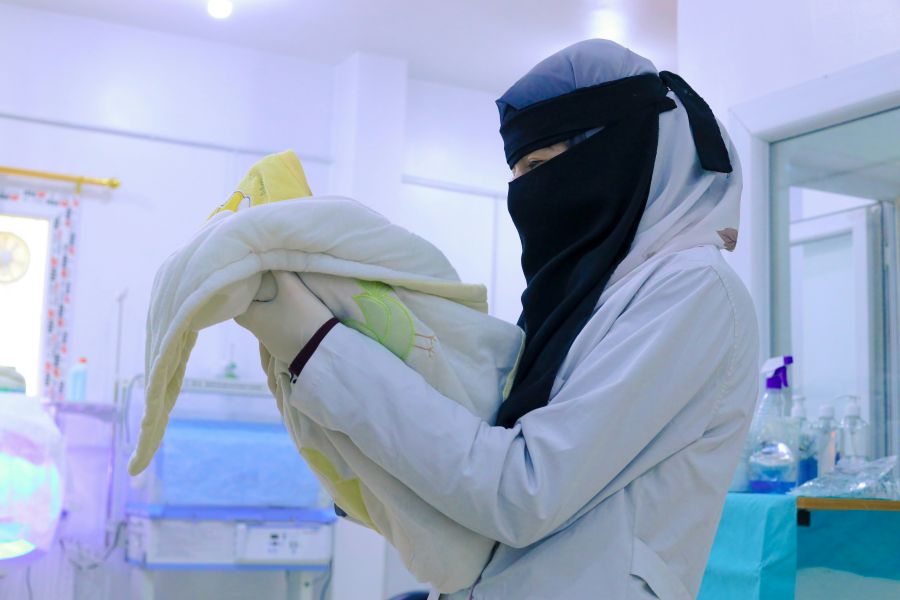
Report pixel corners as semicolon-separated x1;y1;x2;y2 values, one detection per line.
1;0;677;93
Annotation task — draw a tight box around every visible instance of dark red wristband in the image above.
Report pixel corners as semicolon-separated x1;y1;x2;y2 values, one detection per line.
289;317;340;383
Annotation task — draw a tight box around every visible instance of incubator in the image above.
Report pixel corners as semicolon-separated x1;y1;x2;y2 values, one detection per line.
117;376;335;599
0;392;64;568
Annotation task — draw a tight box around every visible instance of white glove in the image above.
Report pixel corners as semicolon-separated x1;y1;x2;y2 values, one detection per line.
235;271;333;364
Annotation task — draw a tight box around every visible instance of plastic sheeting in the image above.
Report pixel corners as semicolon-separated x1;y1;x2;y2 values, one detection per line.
0;394;65;564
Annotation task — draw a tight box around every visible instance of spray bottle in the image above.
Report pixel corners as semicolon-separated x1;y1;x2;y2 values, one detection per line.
747;356;797;493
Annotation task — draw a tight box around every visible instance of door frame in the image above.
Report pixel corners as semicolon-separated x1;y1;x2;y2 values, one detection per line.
727;49;900;459
789;205;882;451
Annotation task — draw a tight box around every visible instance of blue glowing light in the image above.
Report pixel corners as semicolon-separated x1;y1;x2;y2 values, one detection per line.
0;539;36;560
0;447;63;563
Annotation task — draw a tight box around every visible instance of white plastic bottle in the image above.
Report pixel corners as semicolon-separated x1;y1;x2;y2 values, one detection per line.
838;395;869;467
789;396;817;485
66;357;88;402
815;404;839;476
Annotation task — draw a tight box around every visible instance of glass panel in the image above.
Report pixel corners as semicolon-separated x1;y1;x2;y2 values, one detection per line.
789;187;875;222
0;213;50;394
790;232;855;401
771;105;900;460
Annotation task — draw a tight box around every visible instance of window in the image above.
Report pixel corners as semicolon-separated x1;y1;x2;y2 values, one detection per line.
0;213;50;395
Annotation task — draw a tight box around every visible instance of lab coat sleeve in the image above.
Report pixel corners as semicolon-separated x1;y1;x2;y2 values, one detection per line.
288;263;738;548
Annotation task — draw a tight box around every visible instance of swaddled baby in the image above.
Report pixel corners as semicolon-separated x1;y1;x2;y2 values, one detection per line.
133;149;524;592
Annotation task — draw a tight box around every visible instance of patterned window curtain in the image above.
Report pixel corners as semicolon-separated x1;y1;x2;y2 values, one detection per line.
0;187;80;402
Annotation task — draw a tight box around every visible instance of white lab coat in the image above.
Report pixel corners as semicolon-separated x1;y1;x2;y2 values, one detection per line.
287;245;759;599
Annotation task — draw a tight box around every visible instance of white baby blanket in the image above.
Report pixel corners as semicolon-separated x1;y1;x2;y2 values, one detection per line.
131;195;524;592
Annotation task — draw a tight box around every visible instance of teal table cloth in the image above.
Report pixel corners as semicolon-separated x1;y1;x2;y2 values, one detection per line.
698;493;797;600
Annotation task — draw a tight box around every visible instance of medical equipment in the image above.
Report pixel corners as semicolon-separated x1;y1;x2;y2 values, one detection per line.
791;455;898;500
125;505;333;566
0;393;64;568
118;375;335;600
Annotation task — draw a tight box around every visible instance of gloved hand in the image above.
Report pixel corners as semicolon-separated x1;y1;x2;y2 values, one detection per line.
235;271;333;364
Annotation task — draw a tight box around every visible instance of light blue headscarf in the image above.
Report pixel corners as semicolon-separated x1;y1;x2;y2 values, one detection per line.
496;39;657;123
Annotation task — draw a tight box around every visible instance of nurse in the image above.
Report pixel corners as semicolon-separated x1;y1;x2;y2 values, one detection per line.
237;40;759;599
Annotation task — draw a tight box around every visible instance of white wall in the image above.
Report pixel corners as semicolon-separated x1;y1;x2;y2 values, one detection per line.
0;4;334;158
403;80;525;323
677;0;900;291
404;80;508;193
677;0;900;362
678;0;900;125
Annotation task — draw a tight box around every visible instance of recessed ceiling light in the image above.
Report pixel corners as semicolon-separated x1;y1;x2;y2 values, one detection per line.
208;0;233;20
590;9;626;43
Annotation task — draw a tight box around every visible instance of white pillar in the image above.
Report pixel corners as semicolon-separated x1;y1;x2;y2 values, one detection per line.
330;53;408;216
327;51;408;600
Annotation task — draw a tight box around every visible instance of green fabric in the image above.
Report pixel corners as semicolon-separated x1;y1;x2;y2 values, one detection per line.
300;447;379;532
698;493;797;600
343;280;417;360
